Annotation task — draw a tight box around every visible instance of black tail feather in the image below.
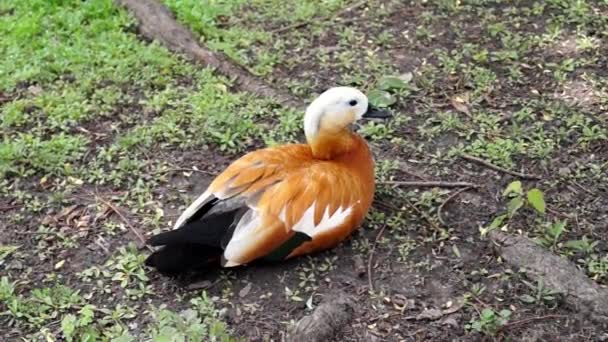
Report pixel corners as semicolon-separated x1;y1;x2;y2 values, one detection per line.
145;196;247;275
145;243;222;275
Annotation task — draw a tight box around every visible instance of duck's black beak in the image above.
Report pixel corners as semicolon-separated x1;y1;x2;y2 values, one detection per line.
362;104;392;119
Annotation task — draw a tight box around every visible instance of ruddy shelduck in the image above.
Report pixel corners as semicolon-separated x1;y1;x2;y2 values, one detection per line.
145;87;391;274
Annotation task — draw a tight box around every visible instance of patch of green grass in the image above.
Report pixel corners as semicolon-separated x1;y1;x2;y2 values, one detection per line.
465;308;512;336
146;294;235;342
0;0;186;91
161;0;277;75
0;0;209;181
0;275;233;341
0;133;89;178
78;244;153;300
1;277;84;329
1;0;246;339
111;74;275;154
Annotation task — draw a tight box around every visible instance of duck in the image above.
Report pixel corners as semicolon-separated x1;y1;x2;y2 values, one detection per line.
145;86;391;274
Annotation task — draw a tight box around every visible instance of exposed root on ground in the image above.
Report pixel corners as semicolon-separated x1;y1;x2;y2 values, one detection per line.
489;231;608;325
287;292;355;342
115;0;300;108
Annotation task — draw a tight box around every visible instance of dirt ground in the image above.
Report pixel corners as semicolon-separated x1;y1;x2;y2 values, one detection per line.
2;0;608;341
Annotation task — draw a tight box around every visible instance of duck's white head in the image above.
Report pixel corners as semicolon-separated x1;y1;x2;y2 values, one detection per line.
304;87;391;143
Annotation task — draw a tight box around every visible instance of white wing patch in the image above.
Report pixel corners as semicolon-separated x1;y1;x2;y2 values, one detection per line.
222;208;261;266
173;185;236;229
291;201;353;238
173;190;213;229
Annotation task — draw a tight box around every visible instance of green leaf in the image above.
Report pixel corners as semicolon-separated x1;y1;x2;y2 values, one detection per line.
564;239;586;250
519;294;536;303
548;220;567;240
481;214;506;237
152;335;172;342
481;308;495;320
78;304;95;326
507;197;524;217
564;237;598;252
502;181;522;196
378;75;410;91
368;90;396;108
80;328;100;342
526;188;545;214
0;245;19;262
489;214;506;229
61;314;77;341
499;309;512;318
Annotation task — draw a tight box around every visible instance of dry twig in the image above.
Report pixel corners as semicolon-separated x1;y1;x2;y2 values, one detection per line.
437;187;473;226
500;314;568;331
367;224;388;292
460;154;541;180
95;195;152;252
380;180;480;188
403;198;445;233
160;167;216;176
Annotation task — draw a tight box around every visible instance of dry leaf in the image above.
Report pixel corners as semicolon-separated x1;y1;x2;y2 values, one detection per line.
94;206;112;224
76;215;91;229
66;207;83;225
239;283;252;298
41;215;56;226
450;94;470;115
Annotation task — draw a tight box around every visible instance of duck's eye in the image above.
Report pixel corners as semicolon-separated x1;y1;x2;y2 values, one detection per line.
348;100;358;106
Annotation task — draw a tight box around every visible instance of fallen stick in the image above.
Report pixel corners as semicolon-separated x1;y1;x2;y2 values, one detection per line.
159;167;216;176
489;231;608;324
379;180;480;188
95;195;153;252
500;314;568;331
460;154;541;180
367;224;388;292
287;292;355;342
437;187;473;225
115;0;300;108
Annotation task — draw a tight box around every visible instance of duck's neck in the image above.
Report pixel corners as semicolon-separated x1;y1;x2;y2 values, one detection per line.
307;129;359;160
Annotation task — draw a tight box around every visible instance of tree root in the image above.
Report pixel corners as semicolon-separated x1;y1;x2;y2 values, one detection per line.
287;292;355;342
489;231;608;325
115;0;300;108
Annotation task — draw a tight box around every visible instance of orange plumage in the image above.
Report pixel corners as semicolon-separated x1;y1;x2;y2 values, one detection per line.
145;87;391;274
